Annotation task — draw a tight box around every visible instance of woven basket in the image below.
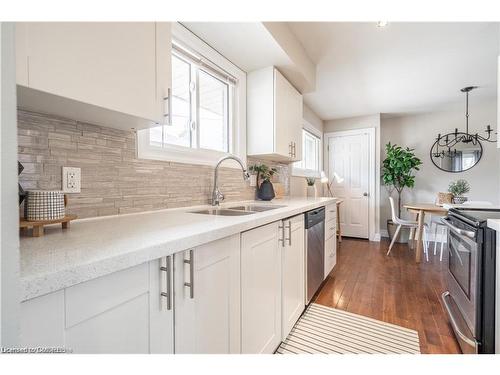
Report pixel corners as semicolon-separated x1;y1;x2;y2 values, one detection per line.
436;192;453;205
25;190;65;221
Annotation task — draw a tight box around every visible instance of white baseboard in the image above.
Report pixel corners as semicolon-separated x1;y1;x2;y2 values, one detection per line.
371;233;381;242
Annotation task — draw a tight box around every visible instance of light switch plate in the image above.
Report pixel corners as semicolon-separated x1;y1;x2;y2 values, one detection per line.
62;167;81;193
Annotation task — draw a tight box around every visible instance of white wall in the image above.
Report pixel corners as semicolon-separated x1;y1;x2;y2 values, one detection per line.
380;98;499;231
0;22;20;347
323;114;381;241
290;104;324;197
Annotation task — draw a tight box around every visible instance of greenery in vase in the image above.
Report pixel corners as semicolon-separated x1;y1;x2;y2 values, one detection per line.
305;177;316;186
381;142;422;217
249;163;278;184
448;179;470;197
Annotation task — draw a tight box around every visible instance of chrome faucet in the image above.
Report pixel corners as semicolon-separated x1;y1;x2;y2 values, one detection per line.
211;155;250;206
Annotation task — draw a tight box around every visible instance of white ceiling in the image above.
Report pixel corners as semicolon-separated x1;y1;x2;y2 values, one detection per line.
288;22;500;120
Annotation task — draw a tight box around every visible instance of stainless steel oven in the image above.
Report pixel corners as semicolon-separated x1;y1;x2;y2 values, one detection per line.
441;208;497;354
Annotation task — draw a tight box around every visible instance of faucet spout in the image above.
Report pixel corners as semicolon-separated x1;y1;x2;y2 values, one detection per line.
211;155;249;206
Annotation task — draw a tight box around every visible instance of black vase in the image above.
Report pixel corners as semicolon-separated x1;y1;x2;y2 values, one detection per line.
258;180;275;201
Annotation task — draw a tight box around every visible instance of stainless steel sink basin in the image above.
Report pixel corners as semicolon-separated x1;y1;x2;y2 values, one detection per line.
228;204;286;212
191;208;256;216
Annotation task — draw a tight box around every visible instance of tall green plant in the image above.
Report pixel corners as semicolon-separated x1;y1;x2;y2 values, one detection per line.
381;143;422;217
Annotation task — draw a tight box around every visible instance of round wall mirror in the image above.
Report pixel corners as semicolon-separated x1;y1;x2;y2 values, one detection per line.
430;132;483;173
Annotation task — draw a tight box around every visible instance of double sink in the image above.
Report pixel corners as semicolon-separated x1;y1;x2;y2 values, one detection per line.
192;204;286;216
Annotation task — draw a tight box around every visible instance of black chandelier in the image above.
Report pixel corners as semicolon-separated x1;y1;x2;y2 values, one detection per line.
432;86;495;159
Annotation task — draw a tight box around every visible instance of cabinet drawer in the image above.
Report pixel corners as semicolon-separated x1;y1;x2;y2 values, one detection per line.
65;262;149;328
325;204;337;223
326;218;336;240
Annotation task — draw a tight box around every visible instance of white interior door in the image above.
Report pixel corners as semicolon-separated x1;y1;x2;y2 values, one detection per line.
328;132;369;239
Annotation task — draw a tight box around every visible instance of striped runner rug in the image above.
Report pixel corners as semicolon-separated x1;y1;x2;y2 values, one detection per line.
277;303;420;354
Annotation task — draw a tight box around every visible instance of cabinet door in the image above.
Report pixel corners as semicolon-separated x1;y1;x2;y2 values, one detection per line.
281;215;305;339
274;69;292;158
289;89;303;162
274;68;303;161
174;235;241;354
149;257;175;354
241;222;282;354
17;22;170;124
324;235;337;278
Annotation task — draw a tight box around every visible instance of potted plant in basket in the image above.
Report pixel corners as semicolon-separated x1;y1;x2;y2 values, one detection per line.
448;179;470;204
306;177;317;198
381;143;422;242
249;163;278;201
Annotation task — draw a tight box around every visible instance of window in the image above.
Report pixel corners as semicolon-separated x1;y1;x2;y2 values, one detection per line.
293;127;322;177
138;23;245;166
151;48;232;153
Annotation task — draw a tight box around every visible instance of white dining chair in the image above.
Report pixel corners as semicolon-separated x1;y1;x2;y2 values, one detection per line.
387;197;430;260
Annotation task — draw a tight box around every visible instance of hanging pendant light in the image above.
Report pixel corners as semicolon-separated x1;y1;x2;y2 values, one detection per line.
434;86;496;150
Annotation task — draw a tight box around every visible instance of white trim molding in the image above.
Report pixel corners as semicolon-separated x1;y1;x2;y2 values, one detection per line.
324;127;380;242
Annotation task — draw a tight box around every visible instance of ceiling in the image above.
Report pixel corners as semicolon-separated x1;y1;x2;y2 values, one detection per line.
288;22;500;120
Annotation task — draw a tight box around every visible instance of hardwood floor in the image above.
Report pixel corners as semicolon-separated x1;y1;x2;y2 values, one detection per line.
314;237;461;354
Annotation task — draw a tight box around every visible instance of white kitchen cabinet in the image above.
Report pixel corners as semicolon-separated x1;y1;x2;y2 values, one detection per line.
241;221;282;353
281;214;305;340
324;203;338;278
174;235;241;354
20;260;174;353
247;66;303;162
15;22;171;130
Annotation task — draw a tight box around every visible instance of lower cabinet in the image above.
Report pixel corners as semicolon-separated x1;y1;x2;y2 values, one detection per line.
241;221;282;354
20;234;240;354
281;214;305;340
20;262;167;353
325;203;338;278
174;234;241;354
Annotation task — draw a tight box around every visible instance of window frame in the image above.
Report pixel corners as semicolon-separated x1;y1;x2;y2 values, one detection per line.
292;121;323;178
137;23;246;168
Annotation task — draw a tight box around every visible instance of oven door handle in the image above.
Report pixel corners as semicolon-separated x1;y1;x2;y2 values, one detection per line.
441;291;478;352
440;218;476;239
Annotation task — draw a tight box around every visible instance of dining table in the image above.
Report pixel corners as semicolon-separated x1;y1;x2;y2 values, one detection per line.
403;203;448;263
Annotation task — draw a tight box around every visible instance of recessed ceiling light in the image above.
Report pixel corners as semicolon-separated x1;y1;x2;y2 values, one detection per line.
376;21;389;28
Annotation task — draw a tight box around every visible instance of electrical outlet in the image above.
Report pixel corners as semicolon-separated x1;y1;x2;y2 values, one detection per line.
62;167;81;193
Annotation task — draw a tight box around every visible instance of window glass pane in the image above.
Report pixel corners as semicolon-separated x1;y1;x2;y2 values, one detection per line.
294;128;320;173
198;70;229;152
164;55;191;147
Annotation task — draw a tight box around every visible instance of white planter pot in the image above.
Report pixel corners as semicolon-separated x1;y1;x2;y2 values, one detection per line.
306;185;317;198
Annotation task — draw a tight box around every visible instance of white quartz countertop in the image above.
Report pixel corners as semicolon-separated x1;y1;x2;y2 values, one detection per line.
20;197;337;301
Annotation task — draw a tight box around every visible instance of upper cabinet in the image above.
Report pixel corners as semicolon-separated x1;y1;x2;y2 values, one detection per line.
247;67;303;162
15;22;171;131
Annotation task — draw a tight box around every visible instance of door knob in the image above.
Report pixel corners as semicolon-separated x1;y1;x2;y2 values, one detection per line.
363;192;369;197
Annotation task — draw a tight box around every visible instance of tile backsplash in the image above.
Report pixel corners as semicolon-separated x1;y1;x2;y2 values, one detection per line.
17;110;290;219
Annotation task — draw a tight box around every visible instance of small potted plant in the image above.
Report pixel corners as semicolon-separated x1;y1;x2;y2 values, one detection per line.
381;142;422;242
448;179;470;204
306;177;317;198
249;163;278;201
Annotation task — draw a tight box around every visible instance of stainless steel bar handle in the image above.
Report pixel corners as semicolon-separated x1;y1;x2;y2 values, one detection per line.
160;255;172;310
286;220;292;246
441;291;478;351
278;223;285;247
184;249;194;299
288;142;293;157
163;88;172;126
440;218;475;239
292;142;296;158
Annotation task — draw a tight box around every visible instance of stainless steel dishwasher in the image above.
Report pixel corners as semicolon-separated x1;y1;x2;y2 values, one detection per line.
305;207;325;304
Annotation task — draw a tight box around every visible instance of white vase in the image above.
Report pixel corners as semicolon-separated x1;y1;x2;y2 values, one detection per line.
306;185;317;198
